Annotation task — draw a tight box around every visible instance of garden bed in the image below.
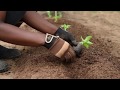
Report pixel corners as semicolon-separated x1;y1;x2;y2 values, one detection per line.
0;17;120;79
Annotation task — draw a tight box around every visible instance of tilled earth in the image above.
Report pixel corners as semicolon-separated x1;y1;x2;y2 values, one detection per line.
0;12;120;79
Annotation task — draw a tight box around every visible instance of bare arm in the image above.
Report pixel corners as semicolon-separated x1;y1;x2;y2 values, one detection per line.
0;22;46;46
22;11;58;34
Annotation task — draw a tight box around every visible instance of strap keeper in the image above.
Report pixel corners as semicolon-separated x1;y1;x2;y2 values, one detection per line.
45;33;59;43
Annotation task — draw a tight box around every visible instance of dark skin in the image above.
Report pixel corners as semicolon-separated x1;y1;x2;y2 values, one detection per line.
0;11;58;46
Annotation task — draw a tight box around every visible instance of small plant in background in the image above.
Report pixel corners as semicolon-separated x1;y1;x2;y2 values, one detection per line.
80;36;93;49
47;11;52;18
53;11;62;22
46;11;62;22
60;24;71;31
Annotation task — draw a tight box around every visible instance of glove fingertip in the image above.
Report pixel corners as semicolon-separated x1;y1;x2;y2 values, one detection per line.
73;43;83;58
72;40;78;46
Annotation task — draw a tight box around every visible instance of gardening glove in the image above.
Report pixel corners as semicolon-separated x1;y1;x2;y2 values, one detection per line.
73;43;83;58
44;33;76;62
54;27;78;47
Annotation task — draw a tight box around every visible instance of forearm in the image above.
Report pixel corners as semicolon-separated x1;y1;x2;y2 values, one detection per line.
22;11;58;34
0;22;46;46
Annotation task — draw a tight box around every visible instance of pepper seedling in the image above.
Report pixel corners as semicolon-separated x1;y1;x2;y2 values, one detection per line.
60;24;71;31
80;36;93;49
53;11;62;22
46;11;62;22
47;11;52;18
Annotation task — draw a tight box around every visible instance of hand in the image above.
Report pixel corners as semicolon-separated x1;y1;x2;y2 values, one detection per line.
44;33;76;62
73;43;83;58
54;27;78;47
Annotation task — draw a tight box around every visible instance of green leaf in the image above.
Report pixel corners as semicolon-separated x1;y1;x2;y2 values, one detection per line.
80;35;93;49
54;16;58;22
83;43;89;49
84;36;92;42
87;41;93;45
60;24;71;31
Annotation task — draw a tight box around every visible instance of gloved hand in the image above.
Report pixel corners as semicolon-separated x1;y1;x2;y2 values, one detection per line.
73;43;83;58
54;27;78;47
44;33;76;62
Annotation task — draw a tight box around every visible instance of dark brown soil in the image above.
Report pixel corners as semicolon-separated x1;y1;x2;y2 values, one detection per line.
1;18;120;79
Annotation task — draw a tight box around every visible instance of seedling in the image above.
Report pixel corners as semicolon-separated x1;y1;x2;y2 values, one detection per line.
60;24;71;31
46;11;62;22
47;11;52;18
53;11;62;22
80;36;93;49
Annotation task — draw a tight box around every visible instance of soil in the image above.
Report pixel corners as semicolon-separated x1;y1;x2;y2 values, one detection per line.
0;11;120;79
